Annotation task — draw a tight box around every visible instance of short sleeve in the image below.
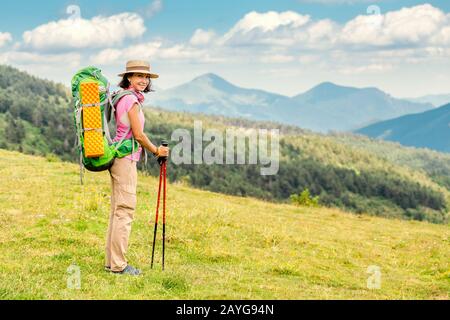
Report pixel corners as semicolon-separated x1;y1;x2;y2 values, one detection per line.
117;94;139;114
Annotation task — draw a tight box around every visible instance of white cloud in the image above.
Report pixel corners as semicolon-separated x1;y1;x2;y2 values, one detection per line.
216;5;450;53
90;40;221;66
305;19;338;48
0;48;87;85
340;4;447;47
90;48;124;65
337;63;394;75
298;55;320;64
0;50;81;69
91;41;162;65
217;11;336;49
232;10;310;33
260;54;295;63
190;29;217;46
145;0;163;18
22;12;146;51
0;54;82;86
221;11;311;46
158;44;206;60
0;32;12;47
425;46;450;58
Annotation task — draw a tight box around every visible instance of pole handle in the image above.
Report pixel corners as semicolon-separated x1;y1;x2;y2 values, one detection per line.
158;140;169;165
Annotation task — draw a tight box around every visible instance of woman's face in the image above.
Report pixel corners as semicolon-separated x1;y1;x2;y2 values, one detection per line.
128;73;151;92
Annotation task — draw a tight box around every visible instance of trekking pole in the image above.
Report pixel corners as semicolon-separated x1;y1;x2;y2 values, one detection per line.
150;140;168;270
162;160;167;270
150;157;163;269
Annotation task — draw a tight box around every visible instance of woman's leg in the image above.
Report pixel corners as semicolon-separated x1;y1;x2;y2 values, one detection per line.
105;171;116;268
109;158;137;272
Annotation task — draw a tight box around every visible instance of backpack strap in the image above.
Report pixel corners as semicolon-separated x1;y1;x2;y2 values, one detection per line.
73;96;85;185
104;83;115;123
111;90;137;109
100;83;114;144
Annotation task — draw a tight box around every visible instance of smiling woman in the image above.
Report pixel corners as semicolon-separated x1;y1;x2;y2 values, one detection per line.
105;59;169;276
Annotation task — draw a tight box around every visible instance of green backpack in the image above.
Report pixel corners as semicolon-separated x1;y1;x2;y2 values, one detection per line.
71;66;141;184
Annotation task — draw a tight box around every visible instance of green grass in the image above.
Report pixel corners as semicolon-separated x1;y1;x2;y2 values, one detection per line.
0;149;449;299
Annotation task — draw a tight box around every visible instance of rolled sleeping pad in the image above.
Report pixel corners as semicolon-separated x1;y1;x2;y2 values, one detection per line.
80;82;104;158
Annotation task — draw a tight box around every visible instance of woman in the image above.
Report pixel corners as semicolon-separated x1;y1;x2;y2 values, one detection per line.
105;60;169;275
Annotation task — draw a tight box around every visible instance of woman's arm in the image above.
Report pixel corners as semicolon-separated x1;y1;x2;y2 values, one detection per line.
128;103;169;157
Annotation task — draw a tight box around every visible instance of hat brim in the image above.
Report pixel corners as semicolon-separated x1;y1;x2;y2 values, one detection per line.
118;70;159;78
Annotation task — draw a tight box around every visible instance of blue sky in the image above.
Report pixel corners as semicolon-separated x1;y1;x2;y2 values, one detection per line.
1;0;450;97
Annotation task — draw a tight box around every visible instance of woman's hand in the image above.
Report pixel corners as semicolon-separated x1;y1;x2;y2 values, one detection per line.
156;145;169;165
157;145;169;157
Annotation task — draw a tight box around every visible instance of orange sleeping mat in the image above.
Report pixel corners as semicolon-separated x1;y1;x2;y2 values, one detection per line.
80;82;104;158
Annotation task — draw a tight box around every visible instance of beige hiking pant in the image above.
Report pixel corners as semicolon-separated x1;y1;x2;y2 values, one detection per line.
105;157;137;272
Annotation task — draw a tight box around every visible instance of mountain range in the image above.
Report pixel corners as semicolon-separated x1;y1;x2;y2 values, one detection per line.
149;73;434;133
356;103;450;153
407;94;450;107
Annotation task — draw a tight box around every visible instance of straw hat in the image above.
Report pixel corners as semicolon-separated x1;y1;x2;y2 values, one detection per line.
118;60;159;78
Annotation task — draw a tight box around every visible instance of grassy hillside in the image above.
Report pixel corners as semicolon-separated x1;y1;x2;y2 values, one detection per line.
0;149;448;299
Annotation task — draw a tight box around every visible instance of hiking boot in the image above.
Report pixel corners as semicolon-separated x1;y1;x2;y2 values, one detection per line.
112;265;141;276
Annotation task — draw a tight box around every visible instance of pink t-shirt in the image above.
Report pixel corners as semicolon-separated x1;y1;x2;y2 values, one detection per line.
113;88;145;162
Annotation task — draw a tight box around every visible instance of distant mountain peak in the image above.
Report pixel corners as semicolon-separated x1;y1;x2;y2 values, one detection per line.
294;82;392;103
294;81;359;102
313;81;360;92
192;73;228;83
189;73;238;92
315;81;344;89
196;72;222;79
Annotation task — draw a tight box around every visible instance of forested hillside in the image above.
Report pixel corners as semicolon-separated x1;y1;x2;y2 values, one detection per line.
142;108;449;224
0;65;75;160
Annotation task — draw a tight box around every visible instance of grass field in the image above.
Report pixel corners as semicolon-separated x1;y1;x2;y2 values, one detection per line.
0;149;448;299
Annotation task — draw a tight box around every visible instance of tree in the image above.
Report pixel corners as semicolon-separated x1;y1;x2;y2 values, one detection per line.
5;113;26;144
290;188;320;207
